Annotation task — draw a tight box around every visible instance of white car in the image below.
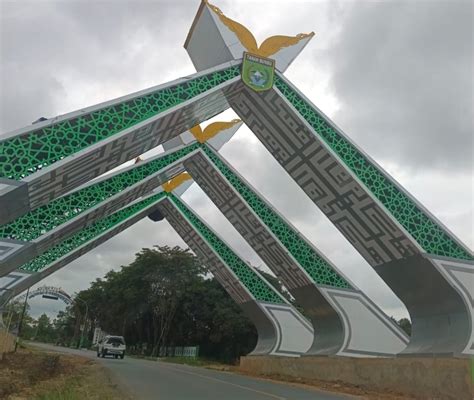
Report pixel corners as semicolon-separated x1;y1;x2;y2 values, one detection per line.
97;335;126;359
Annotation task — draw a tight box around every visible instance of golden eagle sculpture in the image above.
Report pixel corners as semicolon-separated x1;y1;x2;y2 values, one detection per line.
204;0;314;58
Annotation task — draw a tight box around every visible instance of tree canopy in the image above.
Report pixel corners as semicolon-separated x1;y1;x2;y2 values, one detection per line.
14;246;262;362
3;245;411;361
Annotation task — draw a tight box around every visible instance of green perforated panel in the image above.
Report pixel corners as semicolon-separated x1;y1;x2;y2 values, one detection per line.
202;145;351;289
20;192;165;272
1;66;240;180
169;194;284;304
1;143;198;242
275;77;472;261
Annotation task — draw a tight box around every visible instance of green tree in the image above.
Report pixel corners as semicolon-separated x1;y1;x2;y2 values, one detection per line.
2;299;35;339
38;245;259;362
141;246;205;355
398;318;412;336
53;309;77;345
34;313;55;343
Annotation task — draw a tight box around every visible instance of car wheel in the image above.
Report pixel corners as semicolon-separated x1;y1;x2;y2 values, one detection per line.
120;354;124;359
114;355;118;359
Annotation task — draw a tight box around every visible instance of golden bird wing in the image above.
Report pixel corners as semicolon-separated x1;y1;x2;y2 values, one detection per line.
258;32;315;58
162;172;192;193
201;119;241;143
205;0;258;53
189;124;204;143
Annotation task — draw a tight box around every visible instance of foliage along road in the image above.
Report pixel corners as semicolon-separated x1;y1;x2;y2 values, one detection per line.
29;342;355;400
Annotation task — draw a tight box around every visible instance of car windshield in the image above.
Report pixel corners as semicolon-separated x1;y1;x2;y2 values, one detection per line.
106;337;125;345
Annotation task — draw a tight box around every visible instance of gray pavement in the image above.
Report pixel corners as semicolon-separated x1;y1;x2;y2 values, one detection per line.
29;342;357;400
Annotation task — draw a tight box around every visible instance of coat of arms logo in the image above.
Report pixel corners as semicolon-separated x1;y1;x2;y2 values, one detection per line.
242;52;275;92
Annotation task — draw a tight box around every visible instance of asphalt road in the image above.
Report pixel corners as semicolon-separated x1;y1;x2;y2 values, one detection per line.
30;342;356;400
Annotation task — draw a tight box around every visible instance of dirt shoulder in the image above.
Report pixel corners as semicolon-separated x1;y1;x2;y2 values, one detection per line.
204;364;413;399
157;358;414;399
0;347;130;400
233;369;415;400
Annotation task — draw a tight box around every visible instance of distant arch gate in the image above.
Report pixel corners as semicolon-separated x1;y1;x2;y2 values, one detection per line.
17;286;73;306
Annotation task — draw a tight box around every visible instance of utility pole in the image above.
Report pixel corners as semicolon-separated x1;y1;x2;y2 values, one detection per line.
14;287;30;352
74;296;88;349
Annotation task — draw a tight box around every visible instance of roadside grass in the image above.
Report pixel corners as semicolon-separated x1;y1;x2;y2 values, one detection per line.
35;386;77;400
471;357;474;384
0;347;129;400
32;364;127;400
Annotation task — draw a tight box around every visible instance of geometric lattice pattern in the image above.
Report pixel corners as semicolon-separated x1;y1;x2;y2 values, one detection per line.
275;77;473;261
1;66;240;180
202;145;351;289
19;192;165;272
0;143;199;242
169;193;284;304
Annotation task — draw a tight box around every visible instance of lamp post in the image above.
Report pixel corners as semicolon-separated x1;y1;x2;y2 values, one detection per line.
74;296;88;349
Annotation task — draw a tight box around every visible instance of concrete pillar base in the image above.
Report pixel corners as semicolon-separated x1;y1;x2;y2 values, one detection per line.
239;355;474;400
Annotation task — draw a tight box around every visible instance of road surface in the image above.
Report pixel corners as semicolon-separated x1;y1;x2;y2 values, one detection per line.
30;342;356;400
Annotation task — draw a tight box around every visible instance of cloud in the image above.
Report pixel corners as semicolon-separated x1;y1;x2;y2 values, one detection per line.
324;0;473;172
0;0;197;132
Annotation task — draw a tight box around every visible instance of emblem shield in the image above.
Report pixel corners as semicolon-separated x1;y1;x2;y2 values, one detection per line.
241;52;275;92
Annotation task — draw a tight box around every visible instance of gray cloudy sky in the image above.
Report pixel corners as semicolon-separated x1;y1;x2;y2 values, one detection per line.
1;0;472;319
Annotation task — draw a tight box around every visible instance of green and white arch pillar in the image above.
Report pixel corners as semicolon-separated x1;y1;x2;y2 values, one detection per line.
0;122;240;277
0;191;168;325
185;0;473;356
183;144;408;357
153;192;314;356
0;61;241;224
